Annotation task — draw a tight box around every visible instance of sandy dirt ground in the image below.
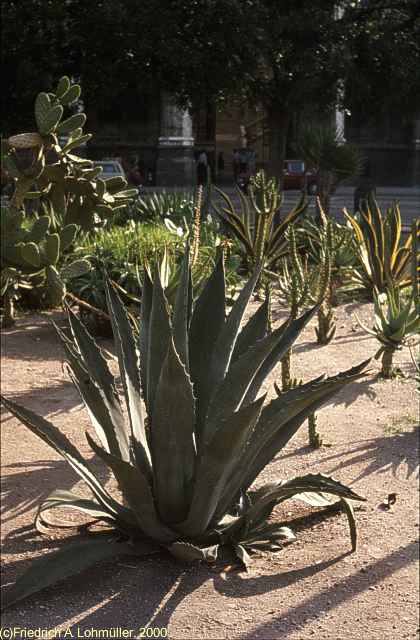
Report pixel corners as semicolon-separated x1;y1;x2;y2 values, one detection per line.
1;302;419;639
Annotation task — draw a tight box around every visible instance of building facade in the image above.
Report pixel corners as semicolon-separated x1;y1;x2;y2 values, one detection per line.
87;93;420;187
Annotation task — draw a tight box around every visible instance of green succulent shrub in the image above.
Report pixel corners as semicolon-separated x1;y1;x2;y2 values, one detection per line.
356;220;420;379
357;285;420;378
67;218;241;334
0;205;89;326
1;76;137;325
277;223;332;448
213;170;307;277
132;190;195;224
344;197;419;296
1;248;370;609
2;77;137;228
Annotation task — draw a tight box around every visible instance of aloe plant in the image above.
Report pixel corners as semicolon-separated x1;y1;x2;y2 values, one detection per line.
357;286;419;378
1;249;370;609
344;196;419;296
213;170;307;276
355;218;419;378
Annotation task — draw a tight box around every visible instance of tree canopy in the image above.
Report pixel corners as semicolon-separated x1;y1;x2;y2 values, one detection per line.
3;0;419;154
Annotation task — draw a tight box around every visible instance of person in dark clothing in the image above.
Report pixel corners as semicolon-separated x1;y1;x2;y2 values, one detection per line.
217;151;225;179
353;158;376;214
197;150;208;185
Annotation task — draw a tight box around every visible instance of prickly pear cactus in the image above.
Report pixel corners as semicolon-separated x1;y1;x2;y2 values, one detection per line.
1;206;89;324
2;76;138;228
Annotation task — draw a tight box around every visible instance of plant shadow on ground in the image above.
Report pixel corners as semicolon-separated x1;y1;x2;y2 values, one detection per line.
319;425;419;483
237;539;418;638
0;454;111;524
1;380;81;418
2;533;417;637
1;313;68;363
0;507;356;630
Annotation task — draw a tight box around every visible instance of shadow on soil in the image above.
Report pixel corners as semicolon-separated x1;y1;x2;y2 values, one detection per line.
238;539;418;639
2;536;417;636
1;454;111;524
320;425;420;482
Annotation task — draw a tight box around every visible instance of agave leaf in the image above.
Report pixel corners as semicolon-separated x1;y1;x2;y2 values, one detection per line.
209;264;262;398
368;198;385;265
234;544;251;570
2;536;138;610
37;489;118;526
242;524;296;545
231;295;270;363
354;312;376;337
340;497;358;552
217;360;370;514
146;270;172;417
151;338;196;524
386;204;402;268
55;323;130;461
225;473;365;542
268;193;307;258
172;246;192;369
205;309;316;443
139;269;153;399
0;396;127;521
189;254;226;436
169;541;218;563
65;307;129;456
180;396;265;537
292;491;338;507
105;282;151;478
244;305;318;404
85;432;176;543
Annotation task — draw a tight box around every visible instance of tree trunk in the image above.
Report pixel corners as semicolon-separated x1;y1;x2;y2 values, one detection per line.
266;107;291;186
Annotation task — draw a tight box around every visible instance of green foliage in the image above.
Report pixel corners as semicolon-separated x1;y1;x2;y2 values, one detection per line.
3;77;137;229
68;220;241;326
0;206;88;323
356;284;420;379
345;197;419;295
214;170;307;276
296;124;362;214
1;250;370;608
133;190;195;224
1;77;138;324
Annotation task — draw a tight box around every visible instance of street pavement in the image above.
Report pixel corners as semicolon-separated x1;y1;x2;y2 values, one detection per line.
282;187;419;230
144;185;419;229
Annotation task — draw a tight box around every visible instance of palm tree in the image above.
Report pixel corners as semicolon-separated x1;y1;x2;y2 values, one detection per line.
296;123;362;216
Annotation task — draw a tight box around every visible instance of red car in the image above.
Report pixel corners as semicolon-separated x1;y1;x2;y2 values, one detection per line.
283;160;318;193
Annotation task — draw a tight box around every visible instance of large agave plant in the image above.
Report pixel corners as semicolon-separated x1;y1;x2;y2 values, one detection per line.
344;196;419;295
1;249;369;609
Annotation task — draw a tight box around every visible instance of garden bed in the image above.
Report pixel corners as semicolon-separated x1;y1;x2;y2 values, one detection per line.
1;303;418;639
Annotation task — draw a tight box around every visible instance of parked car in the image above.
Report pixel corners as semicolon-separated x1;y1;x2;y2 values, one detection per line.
93;160;127;181
283;160;317;194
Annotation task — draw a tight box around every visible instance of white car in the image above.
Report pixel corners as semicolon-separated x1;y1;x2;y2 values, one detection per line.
93;160;126;180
